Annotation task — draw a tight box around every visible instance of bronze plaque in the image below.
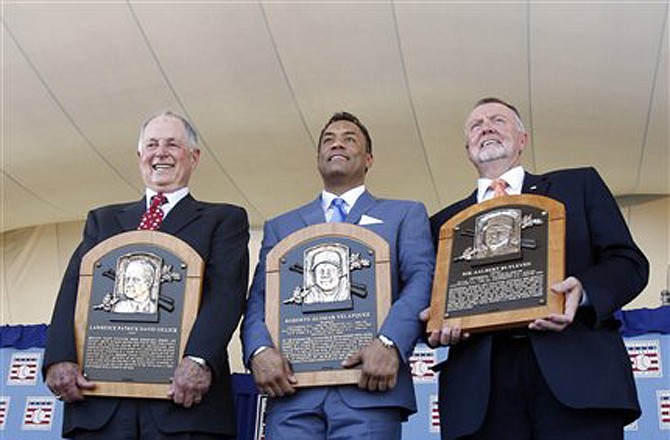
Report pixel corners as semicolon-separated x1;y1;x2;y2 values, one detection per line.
428;195;565;333
74;231;203;399
266;223;391;387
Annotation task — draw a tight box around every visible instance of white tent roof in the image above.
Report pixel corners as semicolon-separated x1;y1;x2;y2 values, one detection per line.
3;2;668;232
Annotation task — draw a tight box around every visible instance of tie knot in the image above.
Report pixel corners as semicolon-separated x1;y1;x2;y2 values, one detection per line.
489;179;509;198
329;198;347;223
151;193;166;208
331;198;346;209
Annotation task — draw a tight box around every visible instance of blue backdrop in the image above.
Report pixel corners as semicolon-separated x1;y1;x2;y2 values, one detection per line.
1;306;668;439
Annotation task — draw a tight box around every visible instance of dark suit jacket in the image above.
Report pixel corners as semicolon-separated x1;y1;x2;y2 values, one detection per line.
242;191;435;417
43;194;249;437
430;168;648;440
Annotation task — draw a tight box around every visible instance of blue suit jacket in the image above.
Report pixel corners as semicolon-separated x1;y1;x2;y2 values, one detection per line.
43;195;249;437
430;168;649;440
242;191;435;417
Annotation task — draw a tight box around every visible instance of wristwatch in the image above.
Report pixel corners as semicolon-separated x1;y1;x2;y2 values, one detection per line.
378;334;396;349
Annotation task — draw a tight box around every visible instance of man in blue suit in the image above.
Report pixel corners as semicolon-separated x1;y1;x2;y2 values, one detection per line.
426;98;649;440
43;111;249;439
242;112;435;439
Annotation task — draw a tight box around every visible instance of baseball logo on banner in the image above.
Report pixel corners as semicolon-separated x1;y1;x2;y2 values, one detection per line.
626;339;662;378
7;352;40;386
22;397;55;430
658;390;670;430
410;347;436;383
0;397;9;430
429;394;440;433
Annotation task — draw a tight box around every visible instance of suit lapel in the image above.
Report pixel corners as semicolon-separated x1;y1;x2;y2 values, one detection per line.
117;200;146;231
522;172;550;195
464;190;477;208
116;195;201;234
297;198;326;227
160;194;202;234
346;190;376;224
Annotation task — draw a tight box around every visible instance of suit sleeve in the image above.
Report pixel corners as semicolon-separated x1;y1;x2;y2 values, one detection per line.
379;202;435;362
574;168;649;323
240;220;280;367
42;211;101;376
184;206;249;380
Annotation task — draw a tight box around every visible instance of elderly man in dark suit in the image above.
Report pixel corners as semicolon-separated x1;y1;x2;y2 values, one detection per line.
43;111;249;439
426;97;648;440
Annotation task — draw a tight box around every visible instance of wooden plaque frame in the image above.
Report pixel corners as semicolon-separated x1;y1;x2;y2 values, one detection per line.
266;223;391;387
428;194;565;333
74;230;203;399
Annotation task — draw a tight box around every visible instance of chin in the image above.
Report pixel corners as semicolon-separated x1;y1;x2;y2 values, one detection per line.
478;151;509;163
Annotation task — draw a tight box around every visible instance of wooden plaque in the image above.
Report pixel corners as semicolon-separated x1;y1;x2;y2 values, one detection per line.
266;223;391;387
428;194;565;333
74;231;203;399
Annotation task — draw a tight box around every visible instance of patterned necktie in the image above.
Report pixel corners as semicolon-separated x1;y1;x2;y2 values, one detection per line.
138;193;166;230
489;179;509;198
329;198;348;223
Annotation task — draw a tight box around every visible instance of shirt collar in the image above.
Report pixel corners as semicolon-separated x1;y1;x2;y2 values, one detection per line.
145;187;189;217
476;166;525;203
321;185;366;214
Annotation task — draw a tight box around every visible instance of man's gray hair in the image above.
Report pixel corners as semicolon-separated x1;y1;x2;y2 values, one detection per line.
137;110;199;151
463;97;526;139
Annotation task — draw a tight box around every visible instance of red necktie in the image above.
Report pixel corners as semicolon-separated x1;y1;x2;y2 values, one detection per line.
489;179;509;198
138;193;166;230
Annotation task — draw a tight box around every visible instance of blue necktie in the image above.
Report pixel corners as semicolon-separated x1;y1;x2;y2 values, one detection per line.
330;198;347;223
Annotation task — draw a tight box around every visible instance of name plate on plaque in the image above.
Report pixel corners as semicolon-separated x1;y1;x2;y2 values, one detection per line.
74;231;203;399
266;223;391;387
428;194;565;333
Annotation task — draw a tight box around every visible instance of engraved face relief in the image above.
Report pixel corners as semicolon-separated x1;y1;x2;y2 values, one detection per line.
314;260;340;291
284;242;371;310
114;259;159;314
455;208;543;263
303;244;351;305
93;251;181;320
475;209;521;259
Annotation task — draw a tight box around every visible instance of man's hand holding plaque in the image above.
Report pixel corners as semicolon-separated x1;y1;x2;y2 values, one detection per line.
45;361;96;403
341;337;399;392
250;347;297;398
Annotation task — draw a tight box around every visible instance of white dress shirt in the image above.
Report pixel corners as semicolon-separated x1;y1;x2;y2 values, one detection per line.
144;187;189;219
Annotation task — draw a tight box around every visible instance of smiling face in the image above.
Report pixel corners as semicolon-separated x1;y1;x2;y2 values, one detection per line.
138;115;200;193
314;262;340;292
317;120;373;195
465;102;527;179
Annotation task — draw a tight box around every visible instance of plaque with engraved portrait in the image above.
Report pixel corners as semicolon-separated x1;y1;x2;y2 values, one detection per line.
428;195;565;333
74;231;203;399
266;223;391;387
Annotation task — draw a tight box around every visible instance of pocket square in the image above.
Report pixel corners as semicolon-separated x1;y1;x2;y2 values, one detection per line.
359;215;383;225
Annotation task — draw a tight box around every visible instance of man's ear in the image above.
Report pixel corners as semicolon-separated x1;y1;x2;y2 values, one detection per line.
190;149;201;166
518;132;529;152
365;153;374;173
